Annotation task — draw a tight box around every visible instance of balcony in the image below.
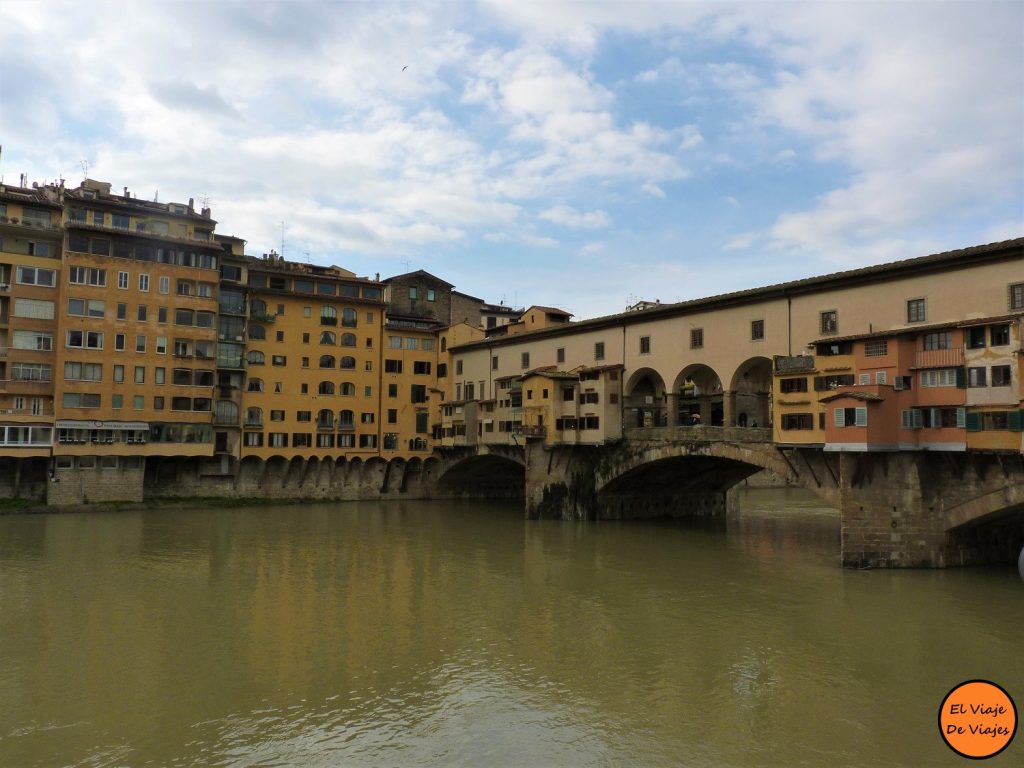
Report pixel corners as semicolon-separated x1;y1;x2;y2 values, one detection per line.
516;424;547;439
316;421;335;431
0;215;60;232
243;419;263;428
0;379;53;394
913;347;964;369
337;422;355;432
250;311;276;324
320;316;338;326
774;355;815;374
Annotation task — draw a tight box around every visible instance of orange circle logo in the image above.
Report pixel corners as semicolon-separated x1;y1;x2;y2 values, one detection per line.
939;680;1017;759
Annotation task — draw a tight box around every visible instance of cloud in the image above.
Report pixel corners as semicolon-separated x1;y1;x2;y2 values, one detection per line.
148;82;237;117
723;232;755;251
579;241;605;255
539;205;610;229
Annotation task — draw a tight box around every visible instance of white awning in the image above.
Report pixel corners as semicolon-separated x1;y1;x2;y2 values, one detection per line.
55;420;149;431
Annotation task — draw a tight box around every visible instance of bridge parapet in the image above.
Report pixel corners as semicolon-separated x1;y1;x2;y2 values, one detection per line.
624;425;772;444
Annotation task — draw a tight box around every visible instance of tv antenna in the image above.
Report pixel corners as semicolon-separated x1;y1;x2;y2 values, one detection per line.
79;160;89;180
280;221;288;258
200;193;211;209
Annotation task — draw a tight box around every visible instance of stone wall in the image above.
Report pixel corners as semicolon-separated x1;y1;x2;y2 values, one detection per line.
47;463;145;506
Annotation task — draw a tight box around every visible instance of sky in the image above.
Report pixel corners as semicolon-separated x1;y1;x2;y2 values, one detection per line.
1;0;1021;319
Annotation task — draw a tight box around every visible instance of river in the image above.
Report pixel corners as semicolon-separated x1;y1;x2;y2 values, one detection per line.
1;489;1021;767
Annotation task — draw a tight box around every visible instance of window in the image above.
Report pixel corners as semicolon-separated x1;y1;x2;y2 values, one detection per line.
155;367;165;384
521;352;530;369
276;331;284;342
991;365;1012;387
13;298;55;319
360;412;375;424
388;335;401;349
413;361;431;375
966;327;987;349
158;307;167;324
833;406;867;427
864;340;888;357
340;333;357;347
594;342;605;361
920;368;958;387
155;336;167;354
342;308;358;327
339;356;356;369
112;394;124;409
134;366;145;384
62;393;102;409
67;298;105;318
340;382;356;396
404;337;418;350
69;266;106;286
139;274;150;292
1009;283;1023;310
12;330;53;351
820;311;838;335
690;328;704;349
62;361;100;381
135;335;146;353
159;276;170;294
115;333;125;351
859;373;870;385
906;298;926;323
247;378;264;392
967;367;987;388
990;324;1010;346
272;355;287;366
321;331;338;346
196;311;215;328
116;303;127;320
16;266;56;287
923;332;952;350
556;348;565;364
780;377;808;393
875;371;887;385
387;409;398;424
113;365;125;383
319;381;335;395
385;359;403;373
12;363;52;381
427;289;436;301
67;330;104;349
249;325;266;340
137;305;148;322
409;286;418;300
175;309;194;326
359;434;377;449
269;433;288;448
750;320;764;341
243;432;264;447
411;384;427;403
118;271;129;290
781;413;814;430
319;355;335;368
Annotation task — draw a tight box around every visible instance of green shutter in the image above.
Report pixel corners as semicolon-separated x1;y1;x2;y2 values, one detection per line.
964;412;982;432
955;366;966;388
834;408;845;427
1009;410;1023;432
955;407;966;429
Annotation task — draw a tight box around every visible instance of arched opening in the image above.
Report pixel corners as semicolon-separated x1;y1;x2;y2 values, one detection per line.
437;454;525;498
729;356;773;429
672;364;724;426
624;367;669;428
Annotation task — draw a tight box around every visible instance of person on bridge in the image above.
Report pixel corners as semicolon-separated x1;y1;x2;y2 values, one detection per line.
689;412;701;426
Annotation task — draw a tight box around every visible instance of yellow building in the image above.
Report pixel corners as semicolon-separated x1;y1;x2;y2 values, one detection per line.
239;256;385;459
772;340;856;445
0;184;64;487
52;180;221;471
380;314;439;457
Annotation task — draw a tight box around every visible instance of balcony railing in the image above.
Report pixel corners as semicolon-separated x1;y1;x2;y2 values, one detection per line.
0;379;53;394
913;347;964;369
250;311;276;324
774;355;816;374
316;421;335;431
516;425;547;438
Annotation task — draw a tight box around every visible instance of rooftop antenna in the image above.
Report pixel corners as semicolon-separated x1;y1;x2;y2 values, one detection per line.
79;159;89;181
304;251;311;264
280;221;287;259
404;259;412;272
200;193;211;209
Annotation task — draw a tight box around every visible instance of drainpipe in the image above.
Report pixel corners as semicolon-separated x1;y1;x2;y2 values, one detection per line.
787;294;792;356
621;320;627;435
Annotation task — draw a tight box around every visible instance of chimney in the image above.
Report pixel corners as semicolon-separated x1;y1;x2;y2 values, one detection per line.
124;186;129;199
201;207;211;218
188;197;194;211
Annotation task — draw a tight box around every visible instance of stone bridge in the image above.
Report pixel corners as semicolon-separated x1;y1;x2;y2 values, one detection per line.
437;426;1024;568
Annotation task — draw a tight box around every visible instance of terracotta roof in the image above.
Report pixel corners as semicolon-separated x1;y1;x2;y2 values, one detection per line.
958;312;1024;328
810;319;961;345
818;391;886;403
529;305;573;317
382;269;454;288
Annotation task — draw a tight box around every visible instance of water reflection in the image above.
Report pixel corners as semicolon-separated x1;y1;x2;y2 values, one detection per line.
1;491;1021;767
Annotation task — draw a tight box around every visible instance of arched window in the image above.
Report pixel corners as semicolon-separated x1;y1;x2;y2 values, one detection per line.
319;355;335;368
319;331;336;345
320;306;337;325
340;356;356;369
317;409;334;428
342;308;358;327
441;337;447;352
318;381;335;395
249;325;266;340
340;382;356;396
245;407;262;426
246;378;264;392
251;299;268;316
247;350;265;365
338;409;354;427
340;333;357;347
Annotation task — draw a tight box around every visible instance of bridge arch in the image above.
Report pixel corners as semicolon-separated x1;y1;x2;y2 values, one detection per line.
672;363;724;426
437;451;526;498
729;356;773;428
624;367;668;428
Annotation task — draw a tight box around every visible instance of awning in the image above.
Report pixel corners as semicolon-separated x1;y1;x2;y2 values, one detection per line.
55;420;149;431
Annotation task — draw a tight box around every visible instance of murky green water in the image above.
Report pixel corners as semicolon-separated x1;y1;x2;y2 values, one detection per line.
1;489;1021;767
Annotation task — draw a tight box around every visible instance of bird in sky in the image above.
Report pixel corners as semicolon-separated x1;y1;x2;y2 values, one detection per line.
402;65;408;71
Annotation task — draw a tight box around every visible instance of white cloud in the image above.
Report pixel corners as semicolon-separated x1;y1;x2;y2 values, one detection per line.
642;182;666;198
723;232;755;251
579;241;605;255
539;205;610;229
